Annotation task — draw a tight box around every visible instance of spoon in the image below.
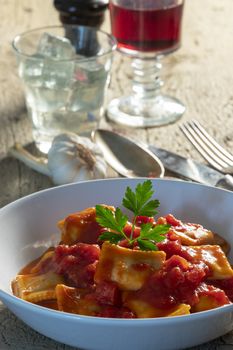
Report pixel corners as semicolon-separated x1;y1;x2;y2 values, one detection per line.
92;129;165;178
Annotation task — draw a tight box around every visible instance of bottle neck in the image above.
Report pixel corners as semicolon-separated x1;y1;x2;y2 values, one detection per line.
54;0;109;28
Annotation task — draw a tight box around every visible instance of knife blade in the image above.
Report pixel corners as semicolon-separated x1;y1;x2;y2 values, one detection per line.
149;145;233;191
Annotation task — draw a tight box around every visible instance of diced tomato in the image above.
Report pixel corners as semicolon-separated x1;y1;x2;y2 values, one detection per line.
164;255;190;271
67;261;98;288
118;239;130;248
54;243;100;288
95;281;121;306
137;273;177;309
157;238;182;258
118;239;140;249
123;223;140;239
137;255;208;309
165;214;182;226
166;230;181;241
157;237;204;263
196;283;230;306
122;223;132;237
186;262;209;284
135;216;155;226
55;243;100;265
164;266;185;288
210;277;233;302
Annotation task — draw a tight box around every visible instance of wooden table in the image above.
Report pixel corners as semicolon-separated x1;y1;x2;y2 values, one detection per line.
0;0;233;349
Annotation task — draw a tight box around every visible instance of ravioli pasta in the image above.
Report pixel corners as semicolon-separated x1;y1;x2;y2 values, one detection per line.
12;207;233;318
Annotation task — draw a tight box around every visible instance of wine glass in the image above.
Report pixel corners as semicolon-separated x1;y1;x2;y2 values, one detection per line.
107;0;185;127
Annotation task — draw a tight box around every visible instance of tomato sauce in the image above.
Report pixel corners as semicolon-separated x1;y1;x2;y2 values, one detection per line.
13;212;233;318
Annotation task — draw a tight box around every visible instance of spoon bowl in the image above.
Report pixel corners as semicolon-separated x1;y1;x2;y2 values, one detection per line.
93;129;164;178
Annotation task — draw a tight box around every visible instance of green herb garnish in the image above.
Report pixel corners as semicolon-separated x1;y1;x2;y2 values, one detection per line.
95;180;170;251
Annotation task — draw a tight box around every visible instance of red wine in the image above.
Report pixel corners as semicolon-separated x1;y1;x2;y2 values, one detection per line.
110;2;184;53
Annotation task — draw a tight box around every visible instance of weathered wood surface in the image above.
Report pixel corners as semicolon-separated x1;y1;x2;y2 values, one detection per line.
0;0;233;349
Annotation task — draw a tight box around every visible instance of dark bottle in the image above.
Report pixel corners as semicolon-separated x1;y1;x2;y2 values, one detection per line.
54;0;109;28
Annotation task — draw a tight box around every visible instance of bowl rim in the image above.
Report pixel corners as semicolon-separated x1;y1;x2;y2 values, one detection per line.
1;177;232;213
1;289;233;324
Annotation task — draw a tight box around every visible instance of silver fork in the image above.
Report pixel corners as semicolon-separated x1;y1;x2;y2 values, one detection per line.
180;119;233;174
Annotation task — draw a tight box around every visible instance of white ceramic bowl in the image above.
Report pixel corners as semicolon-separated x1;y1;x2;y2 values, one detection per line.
0;178;233;350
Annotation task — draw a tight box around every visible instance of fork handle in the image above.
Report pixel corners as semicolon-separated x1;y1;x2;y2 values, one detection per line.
216;175;233;191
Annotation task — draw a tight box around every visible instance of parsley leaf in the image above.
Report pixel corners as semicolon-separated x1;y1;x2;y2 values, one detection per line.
140;223;170;241
95;180;170;251
137;238;158;251
99;231;125;244
122;180;160;217
96;205;127;233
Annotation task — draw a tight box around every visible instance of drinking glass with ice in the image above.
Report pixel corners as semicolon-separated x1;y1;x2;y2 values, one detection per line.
13;26;116;153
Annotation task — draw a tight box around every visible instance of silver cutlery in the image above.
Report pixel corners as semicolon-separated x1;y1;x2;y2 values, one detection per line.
180;119;233;174
93;129;233;191
93;129;165;179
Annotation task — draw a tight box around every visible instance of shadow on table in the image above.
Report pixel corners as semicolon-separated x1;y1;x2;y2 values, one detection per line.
0;142;52;208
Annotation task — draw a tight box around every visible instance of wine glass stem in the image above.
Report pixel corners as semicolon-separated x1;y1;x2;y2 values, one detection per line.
131;57;163;99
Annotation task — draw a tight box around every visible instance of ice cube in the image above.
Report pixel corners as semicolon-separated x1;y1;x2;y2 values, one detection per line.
24;85;70;113
68;61;108;112
42;59;74;89
19;55;74;89
34;33;76;89
18;54;44;86
37;33;76;59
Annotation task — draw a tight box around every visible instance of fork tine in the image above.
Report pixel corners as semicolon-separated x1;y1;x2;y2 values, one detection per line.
191;120;233;163
180;119;233;171
180;123;225;172
187;121;232;169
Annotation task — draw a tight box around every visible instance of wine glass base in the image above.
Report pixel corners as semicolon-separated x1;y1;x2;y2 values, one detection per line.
107;95;185;127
